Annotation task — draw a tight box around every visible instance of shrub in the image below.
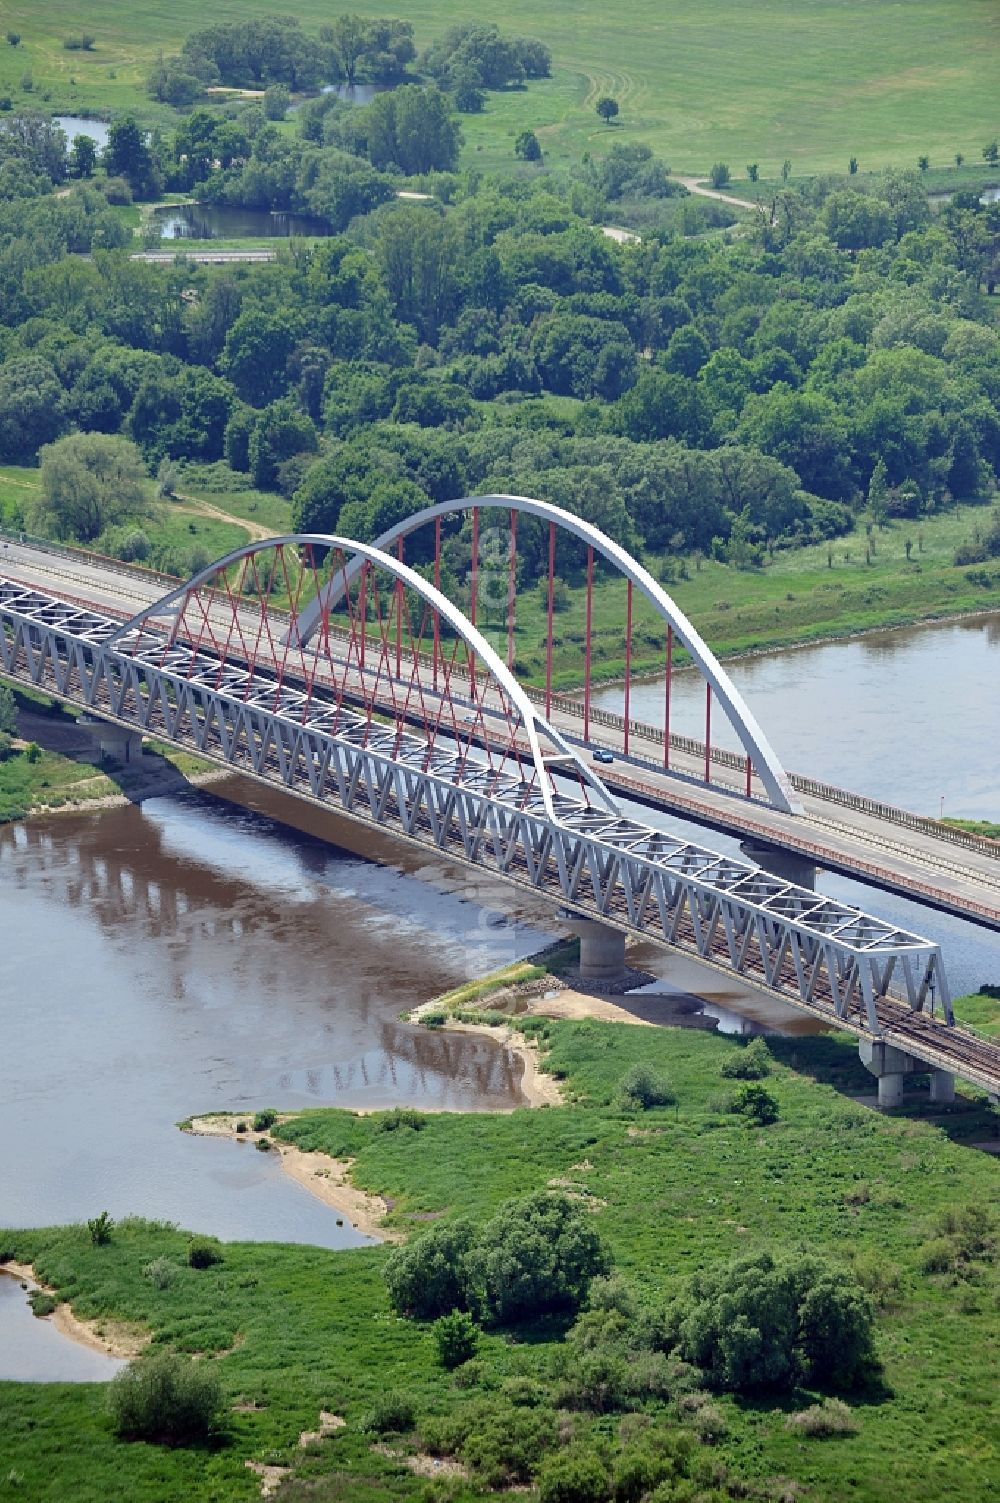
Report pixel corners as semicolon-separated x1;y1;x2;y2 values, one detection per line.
557;1349;631;1412
187;1237;223;1269
421;1009;448;1028
385;1219;477;1320
24;742;40;763
28;1290;59;1317
466;1192;611;1326
718;1037;772;1080
709;162;731;188
614;1063;675;1111
433;1310;479;1369
359;1390;416;1434
108;1351;222;1444
376;1107;426;1133
785;1398;860;1437
671;1251;876;1393
537;1447;610;1503
252;1108;278;1131
88;1211;114;1246
457;1402;558;1488
730;1082;779;1125
143;1257;179;1290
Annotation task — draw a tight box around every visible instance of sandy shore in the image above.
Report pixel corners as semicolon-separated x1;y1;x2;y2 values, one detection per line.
185;1116;404;1242
1;1262;147;1358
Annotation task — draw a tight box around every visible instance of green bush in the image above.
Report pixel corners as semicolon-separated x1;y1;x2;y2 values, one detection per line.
384;1219;477;1320
143;1257;179;1290
670;1250;876;1393
376;1107;426;1133
718;1037;772;1079
730;1082;779;1125
252;1108;278;1131
87;1211;113;1246
537;1447;610;1503
433;1310;479;1369
467;1192;611;1326
785;1397;860;1437
187;1237;224;1270
455;1402;558;1489
358;1390;416;1434
614;1062;675;1110
385;1192;609;1327
28;1290;59;1317
108;1351;223;1444
556;1349;630;1412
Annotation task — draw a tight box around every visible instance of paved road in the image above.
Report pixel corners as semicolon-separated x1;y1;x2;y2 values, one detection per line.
2;537;998;931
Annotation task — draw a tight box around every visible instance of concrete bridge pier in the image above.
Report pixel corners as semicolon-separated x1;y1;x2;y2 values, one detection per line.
80;716;143;765
563;914;627;985
740;839;816;890
858;1038;954;1109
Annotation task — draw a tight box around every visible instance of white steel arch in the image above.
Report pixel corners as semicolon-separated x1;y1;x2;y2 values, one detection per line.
286;495;802;816
105;532;619;822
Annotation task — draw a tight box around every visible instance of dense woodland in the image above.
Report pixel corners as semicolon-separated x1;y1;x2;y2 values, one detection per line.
0;21;998;585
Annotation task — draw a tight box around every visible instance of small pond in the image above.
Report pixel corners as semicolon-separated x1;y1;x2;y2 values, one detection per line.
54;115;110;150
0;1270;126;1383
321;81;393;105
153;204;330;240
928;185;1000;208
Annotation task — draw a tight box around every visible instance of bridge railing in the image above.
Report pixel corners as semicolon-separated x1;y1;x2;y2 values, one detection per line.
4;525;1000;865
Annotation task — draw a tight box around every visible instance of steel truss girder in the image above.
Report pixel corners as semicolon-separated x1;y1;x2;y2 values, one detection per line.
0;592;953;1037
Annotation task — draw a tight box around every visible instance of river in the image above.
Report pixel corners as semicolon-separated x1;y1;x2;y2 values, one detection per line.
1;613;996;1261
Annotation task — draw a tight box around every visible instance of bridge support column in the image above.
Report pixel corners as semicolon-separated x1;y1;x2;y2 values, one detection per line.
929;1070;955;1105
859;1038;925;1109
564;915;627;985
740;840;816;890
80;717;143;765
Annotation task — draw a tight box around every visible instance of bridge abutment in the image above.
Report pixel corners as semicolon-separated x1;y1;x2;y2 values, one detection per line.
740;839;816;890
564;916;628;985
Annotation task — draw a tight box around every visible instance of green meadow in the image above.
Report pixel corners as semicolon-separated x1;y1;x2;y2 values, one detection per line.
0;0;997;174
2;1004;999;1502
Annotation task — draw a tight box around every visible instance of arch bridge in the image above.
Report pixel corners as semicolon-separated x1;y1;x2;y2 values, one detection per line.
2;497;998;1101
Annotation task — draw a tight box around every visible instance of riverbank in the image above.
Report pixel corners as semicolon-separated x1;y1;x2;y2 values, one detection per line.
0;683;221;823
0;1262;147;1359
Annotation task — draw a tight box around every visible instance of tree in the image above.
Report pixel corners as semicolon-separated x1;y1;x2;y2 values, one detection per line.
69;133;97;178
983;140;999;167
781;158;792;182
366;85;461;174
918;154;930;172
671;1251;876;1394
263;84;289;121
849;155;858;175
104;116;158;197
221;308;298;407
464;1192;610;1326
433;1311;479;1369
0;357;65;462
515;130;542;163
0;683;16;735
709;162;730;189
746;162;759;182
109;1351;223;1444
247;399;318;490
384;1219;477;1319
34;433;149;543
596;96;619;124
955;151;964;167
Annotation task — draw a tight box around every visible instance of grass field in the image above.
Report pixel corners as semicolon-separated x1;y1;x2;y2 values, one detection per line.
0;0;997;175
2;1005;999;1501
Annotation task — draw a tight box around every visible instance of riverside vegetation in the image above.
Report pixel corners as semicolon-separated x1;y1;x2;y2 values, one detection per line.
2;1005;999;1501
0;56;998;680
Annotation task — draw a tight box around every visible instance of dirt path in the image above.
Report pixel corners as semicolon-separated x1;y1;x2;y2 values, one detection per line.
675;174;757;210
171;492;278;543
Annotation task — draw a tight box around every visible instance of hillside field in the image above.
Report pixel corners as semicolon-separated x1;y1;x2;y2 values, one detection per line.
0;0;997;175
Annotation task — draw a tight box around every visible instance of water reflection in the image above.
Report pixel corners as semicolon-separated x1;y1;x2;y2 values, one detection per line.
153;205;329;240
0;784;555;1241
